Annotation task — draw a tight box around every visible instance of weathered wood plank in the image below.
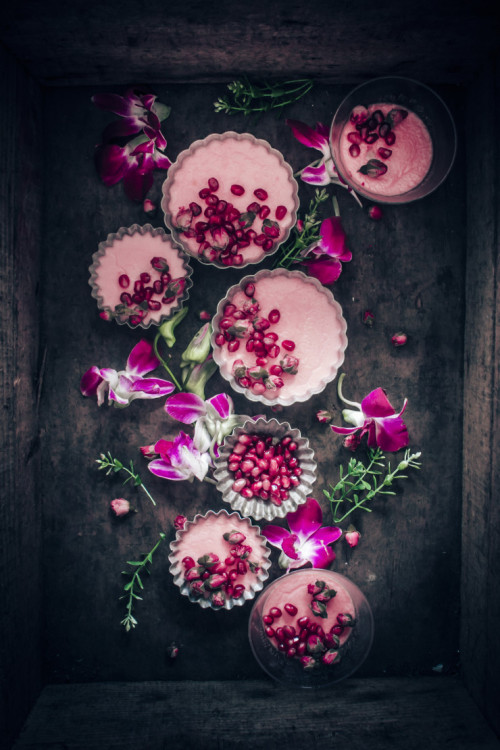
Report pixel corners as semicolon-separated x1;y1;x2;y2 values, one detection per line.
0;46;43;750
0;0;499;86
462;61;500;735
12;678;500;750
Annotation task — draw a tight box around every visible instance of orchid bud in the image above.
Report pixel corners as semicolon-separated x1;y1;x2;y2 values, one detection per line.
181;323;212;366
159;306;189;348
110;498;131;517
316;409;333;424
173;515;187;530
143;198;157;216
182;355;218;400
362;310;375;327
345;525;361;548
391;331;408;347
368;205;383;221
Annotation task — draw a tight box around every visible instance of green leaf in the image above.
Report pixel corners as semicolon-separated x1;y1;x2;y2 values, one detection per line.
123;581;133;591
126;560;142;567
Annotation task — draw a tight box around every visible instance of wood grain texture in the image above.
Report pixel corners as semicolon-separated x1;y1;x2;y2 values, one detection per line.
462;62;500;735
0;0;499;86
12;678;500;749
0;48;43;750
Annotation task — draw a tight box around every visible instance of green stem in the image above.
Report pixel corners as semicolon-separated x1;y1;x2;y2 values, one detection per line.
121;532;166;631
153;333;183;391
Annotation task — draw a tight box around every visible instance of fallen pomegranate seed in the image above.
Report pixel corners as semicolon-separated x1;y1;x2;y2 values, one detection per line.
254;188;268;201
208;177;219;192
282;340;296;351
231;184;245;196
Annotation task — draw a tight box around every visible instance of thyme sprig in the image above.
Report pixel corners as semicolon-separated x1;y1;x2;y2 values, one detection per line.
275;188;330;269
324;448;422;524
120;532;166;631
214;77;313;116
96;452;156;506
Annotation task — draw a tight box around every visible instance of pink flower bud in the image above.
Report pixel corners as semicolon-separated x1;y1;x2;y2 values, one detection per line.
316;409;333;424
174;515;187;530
300;655;317;669
391;331;408;347
199;310;212;321
322;649;340;665
337;612;355;627
362;310;375;327
306;634;325;654
166;643;179;659
110;498;131;517
343;433;361;452
223;530;247;545
143;198;157;216
368;205;383;221
211;590;227;607
99;310;112;321
345;526;361;548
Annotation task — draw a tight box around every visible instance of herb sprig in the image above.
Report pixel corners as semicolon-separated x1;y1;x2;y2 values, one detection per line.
96;452;157;506
275;188;330;269
120;532;166;631
324;448;422;524
214;77;313;116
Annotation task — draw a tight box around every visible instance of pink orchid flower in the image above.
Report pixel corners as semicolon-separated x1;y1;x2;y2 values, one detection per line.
262;497;342;571
287;119;362;206
330;375;409;452
148;432;212;482
80;339;174;407
301;200;352;285
92;87;168;142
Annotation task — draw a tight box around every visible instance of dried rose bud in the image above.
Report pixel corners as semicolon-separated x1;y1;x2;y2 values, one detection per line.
198;553;220;567
391;332;408;347
300;655;317;670
223;530;247;545
211;590;227;607
174;515;187;530
143;198;157;216
314;587;337;603
174;206;193;229
307;580;326;596
368;205;383;221
280;355;299;375
343;434;361;452
189;580;204;597
362;310;375;327
337;612;356;628
199;310;212;321
306;634;325;655
322;649;340;666
309;599;328;619
99;310;112;321
167;643;179;659
232;359;247;379
204;573;227;590
316;409;333;424
345;525;361;548
110;498;131;517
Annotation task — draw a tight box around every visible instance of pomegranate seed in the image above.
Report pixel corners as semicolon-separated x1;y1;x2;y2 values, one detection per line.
189;202;202;216
284;603;298;616
151;257;167;270
129;315;142;326
269;607;282;618
378;122;391;139
268;308;280;324
254;188;268;201
263;239;274;252
231;184;245;196
263;614;274;625
120;292;132;306
208;177;219;192
266;344;280;358
297;616;310;629
282;340;296;351
199;187;211;199
378;147;392;160
275;205;287;220
224;303;236;316
214;333;225;346
384;131;396;146
364;132;379;144
255;357;267;366
265;626;275;638
347;131;362;144
259;205;270;219
244;282;255;298
228;339;240;352
247;201;261;213
182;556;196;570
254;234;266;246
148;300;161;311
118;274;130;288
269;364;283;376
216;200;227;214
275;627;285;642
233;254;244;265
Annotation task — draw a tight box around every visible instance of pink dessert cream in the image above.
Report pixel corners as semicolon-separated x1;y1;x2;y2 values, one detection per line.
212;268;348;406
89;224;192;328
161;132;299;268
168;510;271;610
339;103;433;197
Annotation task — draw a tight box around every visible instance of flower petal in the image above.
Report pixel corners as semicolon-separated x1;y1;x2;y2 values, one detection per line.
126;339;159;377
91;93;134;117
287;497;323;542
370;409;409;452
286;119;329;153
261;525;293;548
123;165;154;202
94;144;129;185
130;377;175;397
165;392;206;423
148;458;189;480
300;163;331;185
281;535;300;560
317;217;351;261
361;388;397;418
330;424;361;436
310;525;343;546
80;366;103;397
305;543;336;569
206;393;233;419
302;256;343;285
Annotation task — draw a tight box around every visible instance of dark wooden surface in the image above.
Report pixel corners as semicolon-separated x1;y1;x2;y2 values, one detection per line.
12;678;500;749
0;0;499;87
0;45;43;750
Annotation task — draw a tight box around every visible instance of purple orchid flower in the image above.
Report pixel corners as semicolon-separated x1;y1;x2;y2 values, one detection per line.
148;432;212;482
330;375;409;452
301;201;352;285
262;497;342;571
80;339;174;407
92;87;168;143
287;119;362;206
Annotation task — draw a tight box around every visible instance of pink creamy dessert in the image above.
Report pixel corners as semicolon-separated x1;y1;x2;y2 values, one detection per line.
169;510;271;609
90;224;192;328
212;269;347;406
261;570;356;668
339;103;433;196
161;132;298;268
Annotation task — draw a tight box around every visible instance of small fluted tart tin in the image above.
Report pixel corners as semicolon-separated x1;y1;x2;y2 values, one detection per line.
213;418;317;522
89;223;192;328
168;509;271;610
161;131;299;269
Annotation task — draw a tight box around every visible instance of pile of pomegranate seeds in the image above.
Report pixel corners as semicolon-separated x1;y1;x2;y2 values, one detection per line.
347;106;408;178
228;432;302;506
110;256;186;326
181;529;261;608
173;177;288;266
215;282;299;396
262;580;356;669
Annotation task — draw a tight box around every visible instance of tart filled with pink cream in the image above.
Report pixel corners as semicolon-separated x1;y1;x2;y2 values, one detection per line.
161;132;299;268
89;224;192;328
169;510;271;610
212;268;347;406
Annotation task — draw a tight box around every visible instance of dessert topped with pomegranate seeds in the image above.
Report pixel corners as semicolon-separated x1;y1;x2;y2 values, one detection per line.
161;132;298;268
89;224;192;328
168;510;271;609
212;269;347;405
339;103;433;197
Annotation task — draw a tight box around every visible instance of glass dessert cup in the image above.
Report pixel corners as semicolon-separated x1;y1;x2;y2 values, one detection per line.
161;131;299;269
211;267;348;406
330;76;457;204
89;224;192;329
168;509;271;610
248;569;374;688
213;417;317;522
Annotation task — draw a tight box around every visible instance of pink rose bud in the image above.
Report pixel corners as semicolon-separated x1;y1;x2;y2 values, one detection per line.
362;310;375;327
174;515;187;530
316;409;333;424
322;649;340;666
99;310;112;321
199;310;212;321
337;612;355;628
143;198;157;216
166;644;179;659
211;590;227;607
368;205;383;221
391;331;408;347
223;530;247;545
110;498;131;517
296;219;304;233
306;634;325;655
345;525;361;548
343;433;361;452
140;444;157;459
300;655;317;669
